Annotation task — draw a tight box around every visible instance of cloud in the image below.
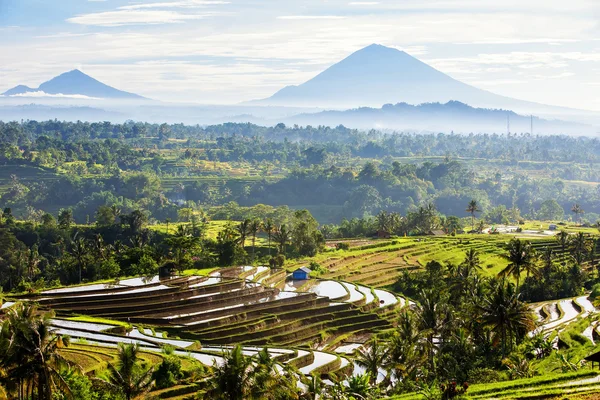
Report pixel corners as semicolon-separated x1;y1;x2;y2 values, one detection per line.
7;91;102;100
277;16;347;20
349;2;380;5
120;1;229;10
67;10;209;26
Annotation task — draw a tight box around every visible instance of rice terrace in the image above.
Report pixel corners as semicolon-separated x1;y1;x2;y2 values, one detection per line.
3;1;600;399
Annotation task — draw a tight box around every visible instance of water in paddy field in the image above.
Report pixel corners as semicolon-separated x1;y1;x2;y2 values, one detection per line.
298;351;338;374
374;289;398;307
283;279;306;292
341;282;365;302
189;277;221;287
51;319;115;332
118;276;161;286
308;280;348;300
76;285;172;297
541;300;579;331
42;282;123;294
246;266;269;281
335;343;363;354
576;296;597;313
355;284;375;304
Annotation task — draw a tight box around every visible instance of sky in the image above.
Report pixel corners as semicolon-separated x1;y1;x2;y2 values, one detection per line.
1;0;600;109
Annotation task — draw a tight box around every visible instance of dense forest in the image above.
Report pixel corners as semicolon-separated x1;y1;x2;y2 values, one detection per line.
0;120;598;226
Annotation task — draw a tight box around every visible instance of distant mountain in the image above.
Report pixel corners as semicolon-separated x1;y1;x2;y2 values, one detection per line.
283;101;595;135
254;44;572;113
2;70;144;99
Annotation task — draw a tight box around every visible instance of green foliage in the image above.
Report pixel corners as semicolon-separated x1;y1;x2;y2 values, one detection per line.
152;355;182;389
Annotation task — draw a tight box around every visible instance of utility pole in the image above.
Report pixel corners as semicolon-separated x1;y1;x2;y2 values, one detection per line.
530;115;534;135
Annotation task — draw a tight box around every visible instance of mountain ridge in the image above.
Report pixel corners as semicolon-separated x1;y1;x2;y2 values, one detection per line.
2;69;144;99
254;44;578;115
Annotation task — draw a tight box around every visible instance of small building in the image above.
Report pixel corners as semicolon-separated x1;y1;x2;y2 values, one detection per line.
428;230;446;236
292;267;311;280
376;230;391;239
549;224;558;231
585;350;600;369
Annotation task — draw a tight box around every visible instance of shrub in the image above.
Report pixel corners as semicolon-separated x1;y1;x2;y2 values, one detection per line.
336;242;350;250
469;367;503;384
96;258;120;280
589;284;600;302
269;254;285;268
153;356;182;389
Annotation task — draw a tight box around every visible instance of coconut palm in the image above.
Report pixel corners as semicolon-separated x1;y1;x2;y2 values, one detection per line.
69;232;89;284
415;289;449;369
237;219;251;249
556;230;569;253
272;225;290;254
0;303;73;400
376;211;389;232
498;238;539;291
569;232;591;265
206;344;253;400
571;203;584;223
460;249;482;277
105;343;154;400
263;218;275;256
248;219;262;262
466;200;481;231
250;348;300;400
355;337;388;386
478;282;535;357
301;374;323;400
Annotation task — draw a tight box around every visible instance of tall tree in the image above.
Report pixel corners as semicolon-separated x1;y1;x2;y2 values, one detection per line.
499;239;539;291
237;219;250;249
263;218;275;256
106;343;154;400
355;337;388;386
571;203;584;223
206;344;253;400
556;230;569;252
0;304;73;400
466;200;481;232
478;282;535;357
248;219;262;263
272;225;290;254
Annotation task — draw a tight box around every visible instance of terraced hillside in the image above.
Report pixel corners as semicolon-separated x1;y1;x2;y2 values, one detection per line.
12;266;405;349
288;235;599;288
1;267;412;399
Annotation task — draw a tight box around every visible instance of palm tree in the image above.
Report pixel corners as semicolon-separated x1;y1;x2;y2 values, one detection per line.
206;344;253;400
466;200;481;231
571;203;584;224
106;343;154;400
556;230;569;252
415;289;448;369
570;232;590;265
541;246;554;280
302;374;323;400
376;211;389;232
250;348;300;400
356;338;388;386
237;219;250;249
478;282;535;357
0;303;73;400
498;238;539;291
69;232;89;284
248;219;262;263
460;249;482;277
263;218;275;256
272;225;290;254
